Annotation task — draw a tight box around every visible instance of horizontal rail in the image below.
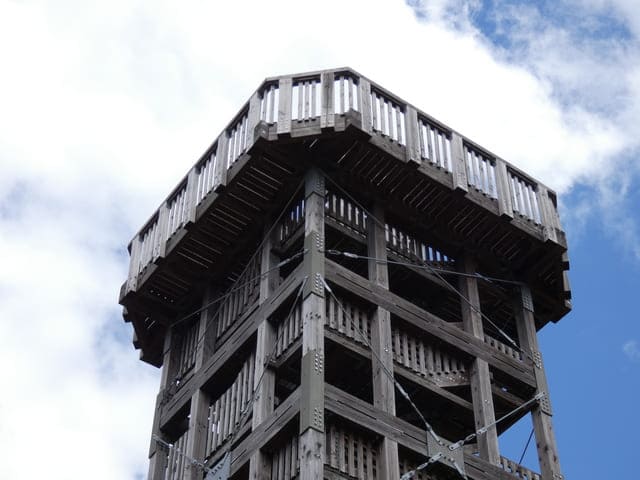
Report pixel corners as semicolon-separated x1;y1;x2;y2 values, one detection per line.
124;68;562;298
499;455;541;480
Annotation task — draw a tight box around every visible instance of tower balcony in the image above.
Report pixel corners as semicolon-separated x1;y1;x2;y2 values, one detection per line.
119;68;571;367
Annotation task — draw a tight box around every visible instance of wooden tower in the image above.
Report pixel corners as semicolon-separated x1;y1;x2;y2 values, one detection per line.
119;68;571;480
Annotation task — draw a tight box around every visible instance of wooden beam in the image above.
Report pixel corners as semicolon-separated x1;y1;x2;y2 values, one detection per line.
299;168;326;480
367;203;400;480
459;254;500;465
148;331;173;479
325;258;537;387
324;384;516;480
184;389;210;480
249;231;279;480
515;286;564;479
159;264;305;427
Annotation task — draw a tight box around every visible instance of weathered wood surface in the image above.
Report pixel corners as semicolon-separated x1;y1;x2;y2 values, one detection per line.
366;204;399;480
299;169;326;480
459;254;500;465
325;384;535;480
325;258;536;387
159;264;305;427
121;67;571;372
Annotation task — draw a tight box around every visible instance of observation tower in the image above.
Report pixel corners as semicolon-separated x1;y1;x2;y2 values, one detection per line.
119;68;570;480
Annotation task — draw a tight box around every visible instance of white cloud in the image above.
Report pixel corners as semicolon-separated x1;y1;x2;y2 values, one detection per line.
1;0;639;478
623;340;640;362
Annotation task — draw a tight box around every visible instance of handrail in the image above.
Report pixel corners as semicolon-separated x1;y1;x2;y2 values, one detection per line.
124;67;562;297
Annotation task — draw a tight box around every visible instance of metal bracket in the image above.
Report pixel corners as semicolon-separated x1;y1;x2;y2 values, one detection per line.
426;433;465;477
205;453;230;480
537;390;553;416
532;350;543;370
521;286;534;312
300;350;325;433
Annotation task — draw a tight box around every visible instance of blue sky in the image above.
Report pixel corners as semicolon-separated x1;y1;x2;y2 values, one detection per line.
0;1;638;478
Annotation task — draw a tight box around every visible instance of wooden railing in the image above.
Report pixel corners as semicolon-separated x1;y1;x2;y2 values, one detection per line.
509;169;541;224
271;435;300;480
172;320;199;384
325;292;372;347
214;254;261;339
274;300;303;359
163;430;189;480
166;182;189;241
292;76;321;120
465;144;498;199
226;110;250;169
260;82;280;124
277;197;305;247
325;191;368;237
205;352;255;457
370;88;406;145
391;324;467;383
334;73;359;114
124;68;562;297
399;456;430;480
499;455;541;480
484;334;523;362
386;223;454;268
326;423;379;479
418;116;452;171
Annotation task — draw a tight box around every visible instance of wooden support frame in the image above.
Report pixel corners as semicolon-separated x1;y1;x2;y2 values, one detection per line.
459;254;500;465
298;168;326;480
367;204;400;480
249;230;280;479
515;286;564;480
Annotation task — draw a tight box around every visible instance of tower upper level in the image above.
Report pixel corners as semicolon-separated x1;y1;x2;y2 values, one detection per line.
119;67;571;366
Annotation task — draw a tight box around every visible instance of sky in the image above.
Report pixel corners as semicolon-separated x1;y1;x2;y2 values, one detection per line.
0;0;638;478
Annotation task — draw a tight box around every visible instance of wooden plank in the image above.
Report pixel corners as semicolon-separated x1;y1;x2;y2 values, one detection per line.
277;77;292;135
321;71;335;130
325;258;537;387
450;132;468;192
359;78;372;134
405;106;420;166
495;159;514;219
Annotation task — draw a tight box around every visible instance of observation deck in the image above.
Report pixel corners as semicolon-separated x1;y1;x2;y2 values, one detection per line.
119;67;571;367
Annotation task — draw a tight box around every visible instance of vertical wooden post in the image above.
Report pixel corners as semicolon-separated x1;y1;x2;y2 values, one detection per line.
249;230;279;480
367;204;400;480
450;133;469;193
298;168;326;480
515;286;564;480
184;389;210;480
495;160;514;219
320;71;335;130
277;77;293;136
404;106;420;167
459;254;500;465
184;286;218;480
147;330;173;480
